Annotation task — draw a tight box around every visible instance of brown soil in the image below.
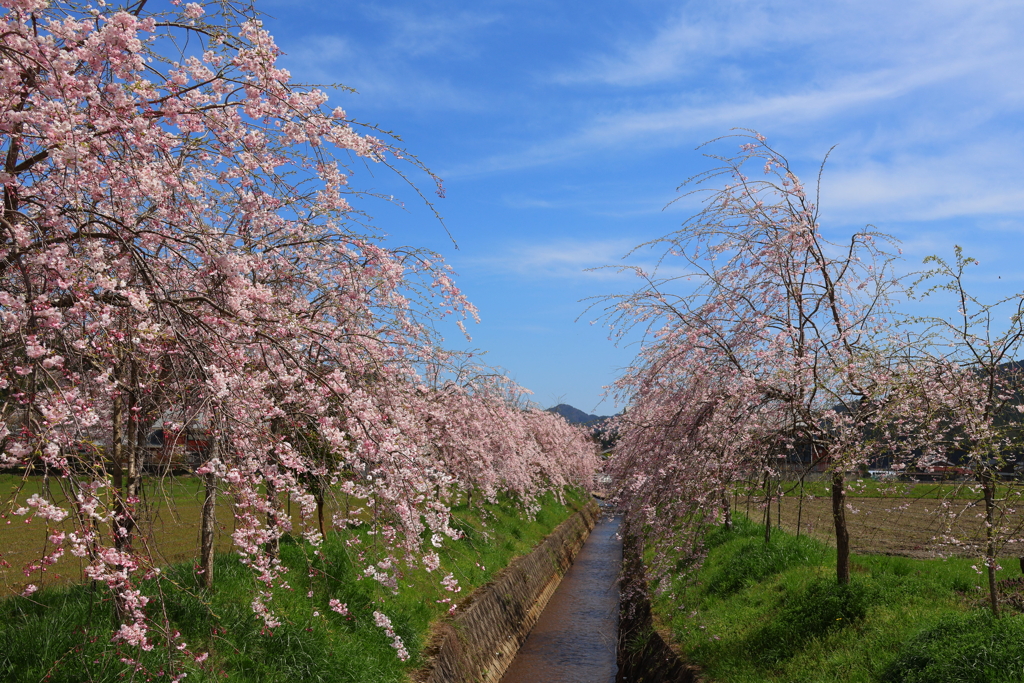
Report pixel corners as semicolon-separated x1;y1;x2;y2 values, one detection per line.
742;495;1024;559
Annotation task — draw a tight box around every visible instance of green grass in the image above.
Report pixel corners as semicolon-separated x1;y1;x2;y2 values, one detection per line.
0;488;591;683
647;516;1024;682
2;473;240;592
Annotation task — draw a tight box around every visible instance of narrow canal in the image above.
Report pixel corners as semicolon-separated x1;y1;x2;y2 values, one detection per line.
499;509;623;683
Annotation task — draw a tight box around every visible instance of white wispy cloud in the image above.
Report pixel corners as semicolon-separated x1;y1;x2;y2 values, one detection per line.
819;136;1024;224
450;0;1024;219
448;65;958;176
465;238;695;283
449;0;1024;229
468;238;636;279
552;0;827;87
499;189;685;218
281;35;481;112
554;0;1024;88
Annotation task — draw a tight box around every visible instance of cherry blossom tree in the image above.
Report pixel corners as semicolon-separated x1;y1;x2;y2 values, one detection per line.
881;248;1024;616
600;131;903;585
609;340;782;581
0;0;598;666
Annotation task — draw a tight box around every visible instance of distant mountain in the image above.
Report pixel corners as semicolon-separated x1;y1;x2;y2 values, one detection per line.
546;404;612;426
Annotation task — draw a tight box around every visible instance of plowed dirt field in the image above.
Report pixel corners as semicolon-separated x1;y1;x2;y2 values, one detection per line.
764;494;1024;558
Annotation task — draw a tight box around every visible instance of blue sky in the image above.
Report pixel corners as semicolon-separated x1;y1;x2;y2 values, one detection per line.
261;0;1024;413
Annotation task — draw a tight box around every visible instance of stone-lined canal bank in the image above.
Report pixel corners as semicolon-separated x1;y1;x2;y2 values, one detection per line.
414;501;695;683
499;511;623;683
413;500;600;683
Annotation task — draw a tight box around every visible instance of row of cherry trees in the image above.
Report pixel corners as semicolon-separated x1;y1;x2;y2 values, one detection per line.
0;0;598;658
601;132;1024;616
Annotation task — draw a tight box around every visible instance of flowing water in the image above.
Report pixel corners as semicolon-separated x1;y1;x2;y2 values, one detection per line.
499;510;623;683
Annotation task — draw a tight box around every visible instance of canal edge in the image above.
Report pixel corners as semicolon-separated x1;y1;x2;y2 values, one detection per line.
617;518;701;683
410;498;602;683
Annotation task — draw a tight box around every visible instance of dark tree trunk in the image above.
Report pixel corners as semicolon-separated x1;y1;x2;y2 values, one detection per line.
111;387;125;525
777;475;783;529
113;362;143;556
831;471;850;585
722;488;733;531
199;470;216;589
110;366;136;624
745;475;753;518
124;362;143;550
724;489;733;532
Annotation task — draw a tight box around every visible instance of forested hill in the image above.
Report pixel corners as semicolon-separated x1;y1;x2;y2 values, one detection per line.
547;404;612;426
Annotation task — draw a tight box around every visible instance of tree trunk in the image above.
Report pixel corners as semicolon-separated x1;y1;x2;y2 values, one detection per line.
316;492;325;538
745;475;753;518
796;473;806;539
199;431;219;590
777;475;783;529
124;361;143;551
763;472;772;544
831;471;850;585
265;478;280;561
111;387;125;517
199;470;216;589
113;361;143;557
982;470;1000;618
109;373;132;625
722;488;733;531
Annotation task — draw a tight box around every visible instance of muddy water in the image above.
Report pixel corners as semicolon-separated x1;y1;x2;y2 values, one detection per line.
499;510;623;683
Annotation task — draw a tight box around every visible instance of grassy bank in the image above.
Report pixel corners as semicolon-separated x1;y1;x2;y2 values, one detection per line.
0;488;591;683
646;516;1024;682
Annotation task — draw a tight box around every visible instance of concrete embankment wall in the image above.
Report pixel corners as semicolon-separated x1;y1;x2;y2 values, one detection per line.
413;499;601;683
617;527;699;683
